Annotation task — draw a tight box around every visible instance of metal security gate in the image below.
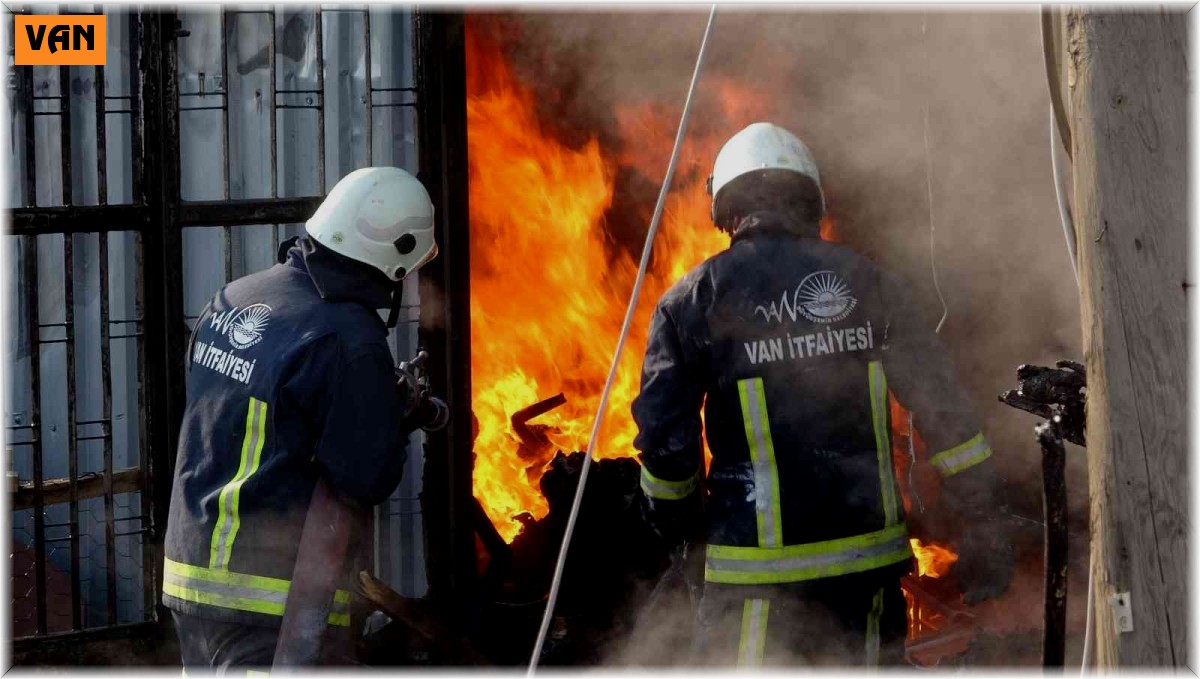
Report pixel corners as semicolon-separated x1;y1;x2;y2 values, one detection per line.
6;5;472;663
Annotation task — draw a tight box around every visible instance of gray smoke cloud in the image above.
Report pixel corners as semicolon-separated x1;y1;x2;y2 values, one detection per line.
481;7;1086;666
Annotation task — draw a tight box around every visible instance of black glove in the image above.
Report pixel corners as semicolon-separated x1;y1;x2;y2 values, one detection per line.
952;521;1015;605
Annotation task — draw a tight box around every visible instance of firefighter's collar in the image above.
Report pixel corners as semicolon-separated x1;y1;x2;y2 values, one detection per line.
283;236;397;311
731;211;820;242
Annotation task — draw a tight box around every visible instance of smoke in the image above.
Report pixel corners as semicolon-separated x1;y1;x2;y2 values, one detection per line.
482;7;1086;666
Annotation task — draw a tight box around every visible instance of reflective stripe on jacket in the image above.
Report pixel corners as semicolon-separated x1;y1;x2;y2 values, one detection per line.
164;248;409;627
632;211;995;584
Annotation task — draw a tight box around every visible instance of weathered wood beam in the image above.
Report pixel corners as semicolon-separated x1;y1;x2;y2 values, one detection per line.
1066;6;1188;667
10;468;143;513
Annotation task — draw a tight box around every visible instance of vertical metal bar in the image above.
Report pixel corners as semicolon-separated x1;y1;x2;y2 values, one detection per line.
222;7;233;283
59;62;73;207
99;231;117;626
64;232;82;631
140;9;186;626
363;7;372;166
23;234;47;636
315;6;325;194
413;10;474;622
95;26;108;206
21;44;36;207
59;48;84;630
128;9;154;624
129;11;143;206
269;8;279;245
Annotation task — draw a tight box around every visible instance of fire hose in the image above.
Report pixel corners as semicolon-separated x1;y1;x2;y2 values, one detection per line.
526;6;718;674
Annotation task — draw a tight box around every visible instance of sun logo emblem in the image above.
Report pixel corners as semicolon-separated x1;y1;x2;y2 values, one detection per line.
796;271;857;324
227;303;272;350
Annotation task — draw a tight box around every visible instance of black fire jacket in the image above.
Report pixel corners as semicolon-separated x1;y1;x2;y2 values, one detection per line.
163;238;410;629
632;211;1001;586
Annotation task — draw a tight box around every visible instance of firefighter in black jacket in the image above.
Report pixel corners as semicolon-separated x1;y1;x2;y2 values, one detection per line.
632;123;1013;667
163;167;445;670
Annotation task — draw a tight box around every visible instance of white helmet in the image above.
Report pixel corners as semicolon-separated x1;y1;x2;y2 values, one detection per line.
306;166;437;281
708;122;824;224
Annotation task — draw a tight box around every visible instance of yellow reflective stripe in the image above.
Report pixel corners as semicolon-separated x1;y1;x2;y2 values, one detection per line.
737;378;783;548
247;672;270;677
705;524;913;585
164;580;284;618
737;598;769;667
868;362;900;525
865;587;883;667
164;558;352;626
225;398;268;569
210;398;269;570
639;466;698;500
929;432;992;477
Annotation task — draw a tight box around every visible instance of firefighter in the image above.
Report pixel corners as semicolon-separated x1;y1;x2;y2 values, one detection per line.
163;167;445;670
631;123;1014;667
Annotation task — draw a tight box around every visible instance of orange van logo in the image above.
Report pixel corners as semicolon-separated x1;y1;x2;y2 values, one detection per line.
14;15;106;66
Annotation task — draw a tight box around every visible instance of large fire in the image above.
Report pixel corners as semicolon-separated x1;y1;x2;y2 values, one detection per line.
910;538;958;578
467;19;751;541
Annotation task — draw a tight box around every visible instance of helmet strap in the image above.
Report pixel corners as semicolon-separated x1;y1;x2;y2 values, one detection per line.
384;282;404;329
277;235;301;264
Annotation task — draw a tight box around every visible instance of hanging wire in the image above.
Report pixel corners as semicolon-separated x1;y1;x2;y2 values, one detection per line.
921;14;950;335
1037;7;1089;672
525;6;719;673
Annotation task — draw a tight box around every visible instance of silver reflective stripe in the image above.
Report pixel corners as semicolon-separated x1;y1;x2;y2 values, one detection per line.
639;467;697;500
165;570;288;607
738;378;782;548
737;598;769;667
708;533;910;575
929;433;992;477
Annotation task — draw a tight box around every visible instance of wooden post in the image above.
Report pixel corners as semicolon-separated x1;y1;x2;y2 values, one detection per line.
1066;7;1188;667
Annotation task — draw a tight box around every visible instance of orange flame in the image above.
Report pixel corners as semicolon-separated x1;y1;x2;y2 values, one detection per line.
910;538;958;579
466;19;778;541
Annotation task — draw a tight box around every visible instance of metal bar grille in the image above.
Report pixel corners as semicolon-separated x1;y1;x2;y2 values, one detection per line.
7;8;153;643
10;4;442;654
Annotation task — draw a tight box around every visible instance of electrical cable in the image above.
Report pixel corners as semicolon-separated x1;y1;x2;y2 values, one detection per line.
1038;7;1089;672
921;14;949;335
525;6;718;673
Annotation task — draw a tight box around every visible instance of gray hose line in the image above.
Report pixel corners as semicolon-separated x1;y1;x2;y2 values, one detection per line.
525;6;718;673
1050;109;1080;286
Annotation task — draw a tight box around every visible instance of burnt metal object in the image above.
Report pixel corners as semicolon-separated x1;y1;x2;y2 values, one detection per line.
998;361;1086;446
1037;420;1068;668
1000;361;1082;669
512;393;567;460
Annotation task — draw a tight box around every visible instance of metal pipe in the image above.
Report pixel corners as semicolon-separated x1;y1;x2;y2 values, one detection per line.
1037;419;1069;668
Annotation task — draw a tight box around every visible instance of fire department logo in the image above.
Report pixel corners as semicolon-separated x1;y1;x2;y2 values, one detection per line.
226;304;272;350
754;271;857;325
796;271;857;323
